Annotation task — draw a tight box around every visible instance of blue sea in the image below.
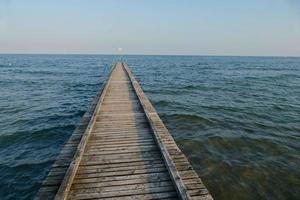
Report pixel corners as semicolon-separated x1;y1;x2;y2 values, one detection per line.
0;54;299;200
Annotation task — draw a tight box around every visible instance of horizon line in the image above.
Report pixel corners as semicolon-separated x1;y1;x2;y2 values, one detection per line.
0;52;299;58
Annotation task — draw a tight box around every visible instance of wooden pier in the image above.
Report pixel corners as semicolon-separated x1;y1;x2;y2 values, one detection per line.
36;62;213;200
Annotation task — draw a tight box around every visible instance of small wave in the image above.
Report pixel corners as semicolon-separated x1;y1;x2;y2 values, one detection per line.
155;100;171;107
46;111;85;121
182;85;198;90
10;159;54;169
164;113;216;126
0;124;75;148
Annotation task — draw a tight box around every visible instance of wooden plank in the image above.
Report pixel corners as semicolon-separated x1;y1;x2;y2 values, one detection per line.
87;138;155;145
68;186;175;199
74;167;168;179
81;151;161;161
78;160;164;171
85;144;157;152
89;134;153;140
79;155;163;166
71;177;172;190
100;192;178;200
83;148;159;156
77;163;166;174
70;181;173;193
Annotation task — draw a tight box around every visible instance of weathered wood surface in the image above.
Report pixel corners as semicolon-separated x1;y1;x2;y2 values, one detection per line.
36;62;213;200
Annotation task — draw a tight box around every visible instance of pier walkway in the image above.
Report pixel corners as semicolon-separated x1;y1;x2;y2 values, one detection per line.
36;62;213;200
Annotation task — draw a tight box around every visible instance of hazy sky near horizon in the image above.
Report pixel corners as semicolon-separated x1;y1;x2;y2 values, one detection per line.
0;0;300;56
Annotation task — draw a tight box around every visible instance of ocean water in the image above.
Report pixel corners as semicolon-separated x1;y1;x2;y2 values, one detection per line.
0;55;299;200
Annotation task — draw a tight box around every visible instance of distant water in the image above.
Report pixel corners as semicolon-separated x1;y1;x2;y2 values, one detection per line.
0;55;299;200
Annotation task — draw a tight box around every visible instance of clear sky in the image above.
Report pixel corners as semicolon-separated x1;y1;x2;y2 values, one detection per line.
0;0;300;56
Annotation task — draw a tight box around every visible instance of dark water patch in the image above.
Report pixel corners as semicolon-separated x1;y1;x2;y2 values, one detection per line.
0;161;53;200
178;138;300;200
0;124;75;154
